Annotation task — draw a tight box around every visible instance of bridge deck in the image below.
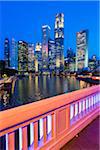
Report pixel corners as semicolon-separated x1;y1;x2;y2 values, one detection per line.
61;116;99;150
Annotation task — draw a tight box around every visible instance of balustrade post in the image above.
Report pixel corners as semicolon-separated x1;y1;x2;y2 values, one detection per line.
51;113;55;138
77;102;80;114
8;132;15;150
55;110;59;138
73;103;75;118
34;121;38;149
22;126;28;150
84;99;87;111
66;105;70;129
43;117;47;143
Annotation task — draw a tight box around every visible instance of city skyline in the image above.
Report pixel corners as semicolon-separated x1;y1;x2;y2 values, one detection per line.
0;1;99;60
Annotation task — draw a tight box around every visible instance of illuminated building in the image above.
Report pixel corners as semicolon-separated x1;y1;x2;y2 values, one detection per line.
54;13;64;73
18;41;28;73
66;48;76;72
67;48;74;62
48;39;56;72
42;25;50;72
0;60;5;77
4;38;10;68
76;30;88;71
10;38;18;70
35;43;42;72
28;43;35;72
89;55;97;71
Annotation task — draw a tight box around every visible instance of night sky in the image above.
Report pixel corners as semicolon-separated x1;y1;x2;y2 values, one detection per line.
0;1;99;60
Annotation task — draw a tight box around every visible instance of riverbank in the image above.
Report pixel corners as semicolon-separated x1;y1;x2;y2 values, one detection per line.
77;76;100;85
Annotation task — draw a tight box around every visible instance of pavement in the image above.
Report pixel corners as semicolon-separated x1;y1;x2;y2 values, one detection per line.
61;116;100;150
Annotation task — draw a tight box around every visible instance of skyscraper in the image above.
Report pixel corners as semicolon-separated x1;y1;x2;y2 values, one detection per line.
35;42;42;72
28;43;34;72
48;39;56;72
18;41;28;73
54;13;64;73
42;25;50;72
10;38;18;70
4;38;10;68
76;30;88;71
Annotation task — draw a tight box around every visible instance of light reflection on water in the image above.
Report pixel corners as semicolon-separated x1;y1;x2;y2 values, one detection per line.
0;76;90;111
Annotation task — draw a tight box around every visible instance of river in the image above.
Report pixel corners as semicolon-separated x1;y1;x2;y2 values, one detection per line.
0;75;91;111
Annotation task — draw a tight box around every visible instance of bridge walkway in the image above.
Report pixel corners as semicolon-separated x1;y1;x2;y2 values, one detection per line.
61;116;99;150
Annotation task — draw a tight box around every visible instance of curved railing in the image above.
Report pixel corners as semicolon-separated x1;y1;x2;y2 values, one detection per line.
0;85;100;150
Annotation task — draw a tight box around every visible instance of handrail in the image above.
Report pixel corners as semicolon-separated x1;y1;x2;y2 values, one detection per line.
0;85;99;132
0;85;99;150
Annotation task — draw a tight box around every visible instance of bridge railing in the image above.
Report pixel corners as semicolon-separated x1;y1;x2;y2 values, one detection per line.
0;85;99;150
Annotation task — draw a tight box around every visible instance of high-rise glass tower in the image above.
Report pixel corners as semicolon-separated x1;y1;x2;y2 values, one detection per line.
18;41;28;73
28;43;34;72
48;39;56;72
76;30;88;71
35;42;42;72
10;38;18;70
54;13;64;72
4;38;10;68
42;25;50;72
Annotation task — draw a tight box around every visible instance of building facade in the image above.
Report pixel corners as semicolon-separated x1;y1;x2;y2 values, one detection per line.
48;39;56;72
42;25;50;72
28;43;34;72
4;38;10;68
35;43;42;72
54;13;64;73
18;41;28;73
10;38;18;70
76;30;88;71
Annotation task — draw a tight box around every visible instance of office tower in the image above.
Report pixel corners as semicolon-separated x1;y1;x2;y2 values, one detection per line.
42;25;50;72
28;43;35;72
0;60;5;77
76;30;88;71
18;41;28;73
54;13;64;73
35;42;42;72
89;55;97;71
10;38;18;70
4;38;10;68
48;39;56;72
67;48;74;62
66;48;76;72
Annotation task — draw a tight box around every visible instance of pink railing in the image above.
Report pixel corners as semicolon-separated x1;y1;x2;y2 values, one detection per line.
0;85;100;150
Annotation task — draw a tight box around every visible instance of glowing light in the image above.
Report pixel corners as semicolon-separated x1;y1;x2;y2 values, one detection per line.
39;118;43;139
70;104;74;119
56;58;60;67
47;115;52;134
6;134;8;150
35;59;38;72
30;123;34;145
19;128;22;150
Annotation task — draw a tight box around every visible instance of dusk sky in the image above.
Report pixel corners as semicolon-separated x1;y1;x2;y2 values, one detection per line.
0;1;99;60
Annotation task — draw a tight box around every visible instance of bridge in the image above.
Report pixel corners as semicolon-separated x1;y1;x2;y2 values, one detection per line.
0;85;99;150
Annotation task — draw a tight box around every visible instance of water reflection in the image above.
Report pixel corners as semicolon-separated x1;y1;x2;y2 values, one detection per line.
0;76;91;111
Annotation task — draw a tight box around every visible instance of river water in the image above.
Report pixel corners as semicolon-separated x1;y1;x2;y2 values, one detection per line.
0;76;91;111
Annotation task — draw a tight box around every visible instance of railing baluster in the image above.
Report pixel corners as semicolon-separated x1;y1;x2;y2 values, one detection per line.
34;121;38;149
6;134;8;150
51;114;55;138
43;117;47;143
8;132;15;150
66;105;70;129
19;128;22;150
22;126;28;150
